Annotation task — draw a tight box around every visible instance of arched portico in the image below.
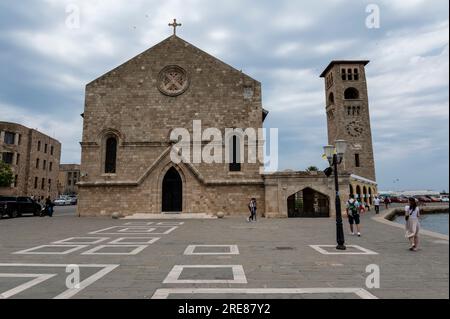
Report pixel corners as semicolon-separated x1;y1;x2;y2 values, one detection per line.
287;187;330;218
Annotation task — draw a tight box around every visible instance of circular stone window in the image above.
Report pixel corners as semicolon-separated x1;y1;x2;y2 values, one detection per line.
158;65;190;97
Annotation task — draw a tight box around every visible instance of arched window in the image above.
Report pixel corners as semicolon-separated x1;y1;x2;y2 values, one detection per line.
354;68;359;81
341;69;346;81
105;136;117;174
344;87;360;100
328;92;335;105
229;135;241;172
347;68;353;81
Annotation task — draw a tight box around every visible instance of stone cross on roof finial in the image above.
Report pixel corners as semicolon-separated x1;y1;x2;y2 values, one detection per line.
169;18;182;36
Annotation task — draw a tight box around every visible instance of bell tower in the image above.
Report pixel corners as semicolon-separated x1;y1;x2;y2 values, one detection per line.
320;60;376;182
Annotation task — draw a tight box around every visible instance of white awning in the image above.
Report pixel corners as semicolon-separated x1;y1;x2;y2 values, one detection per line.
350;174;377;186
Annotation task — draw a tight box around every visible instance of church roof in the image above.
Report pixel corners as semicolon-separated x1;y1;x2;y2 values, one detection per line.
320;60;370;78
87;35;259;86
262;108;269;121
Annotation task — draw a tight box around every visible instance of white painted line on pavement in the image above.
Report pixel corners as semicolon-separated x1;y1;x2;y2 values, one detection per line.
0;264;119;299
309;245;378;255
156;222;185;226
108;237;160;245
81;245;149;255
0;273;57;299
52;237;110;245
12;245;89;255
163;265;247;284
118;227;156;233
184;245;239;255
151;288;379;299
123;222;155;226
89;226;178;235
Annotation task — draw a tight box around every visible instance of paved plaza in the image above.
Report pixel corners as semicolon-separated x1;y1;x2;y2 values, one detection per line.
0;205;448;299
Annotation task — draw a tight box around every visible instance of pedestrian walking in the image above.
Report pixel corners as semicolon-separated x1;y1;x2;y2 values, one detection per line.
247;198;257;222
346;195;362;237
384;197;391;209
44;196;55;217
374;196;381;214
405;197;420;252
358;198;366;215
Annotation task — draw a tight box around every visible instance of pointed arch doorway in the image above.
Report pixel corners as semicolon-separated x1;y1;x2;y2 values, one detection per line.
162;167;183;213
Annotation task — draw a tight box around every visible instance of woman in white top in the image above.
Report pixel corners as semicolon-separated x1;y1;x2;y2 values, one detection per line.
405;197;420;251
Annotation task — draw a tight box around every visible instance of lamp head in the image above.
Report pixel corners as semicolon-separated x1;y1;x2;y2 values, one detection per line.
335;140;347;157
323;145;335;162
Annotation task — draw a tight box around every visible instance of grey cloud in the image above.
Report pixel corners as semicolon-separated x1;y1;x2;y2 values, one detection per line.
0;0;448;190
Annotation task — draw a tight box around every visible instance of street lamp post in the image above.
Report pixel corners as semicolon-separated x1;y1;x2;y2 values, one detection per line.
324;140;348;251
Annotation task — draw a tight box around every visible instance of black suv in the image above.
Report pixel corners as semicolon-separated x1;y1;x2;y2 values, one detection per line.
0;196;42;219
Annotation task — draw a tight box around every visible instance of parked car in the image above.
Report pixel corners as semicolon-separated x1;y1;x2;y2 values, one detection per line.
415;196;432;203
0;196;19;218
400;196;410;203
440;196;449;203
0;196;41;218
426;196;442;203
68;195;78;205
54;196;72;206
390;196;408;203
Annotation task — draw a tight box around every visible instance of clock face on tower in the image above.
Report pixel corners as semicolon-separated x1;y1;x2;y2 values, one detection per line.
346;121;364;138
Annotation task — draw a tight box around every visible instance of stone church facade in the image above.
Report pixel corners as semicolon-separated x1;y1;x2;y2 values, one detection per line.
78;34;377;218
78;35;266;217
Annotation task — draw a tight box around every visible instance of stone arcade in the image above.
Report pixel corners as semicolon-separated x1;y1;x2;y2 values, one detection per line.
78;29;377;218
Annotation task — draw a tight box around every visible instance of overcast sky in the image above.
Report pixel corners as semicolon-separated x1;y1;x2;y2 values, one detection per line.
0;0;448;191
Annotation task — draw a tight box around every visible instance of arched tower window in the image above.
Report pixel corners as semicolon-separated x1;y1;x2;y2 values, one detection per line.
328;92;335;105
354;68;360;81
105;136;118;174
347;68;353;81
344;87;360;100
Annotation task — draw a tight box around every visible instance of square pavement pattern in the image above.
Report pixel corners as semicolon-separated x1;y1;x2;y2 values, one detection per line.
0;208;448;299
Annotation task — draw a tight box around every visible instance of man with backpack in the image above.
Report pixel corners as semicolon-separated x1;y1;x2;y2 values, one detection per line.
346;195;362;237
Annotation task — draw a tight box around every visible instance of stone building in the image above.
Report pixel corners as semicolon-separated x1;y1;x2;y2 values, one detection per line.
321;61;377;206
0;122;61;200
58;164;80;195
78;30;377;218
78;34;265;216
